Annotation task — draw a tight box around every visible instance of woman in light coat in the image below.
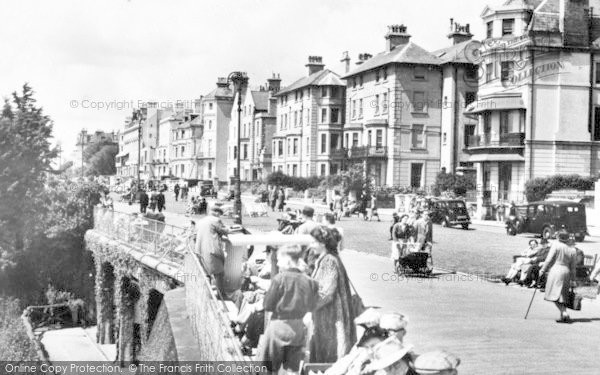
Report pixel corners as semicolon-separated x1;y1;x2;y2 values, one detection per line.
539;230;578;323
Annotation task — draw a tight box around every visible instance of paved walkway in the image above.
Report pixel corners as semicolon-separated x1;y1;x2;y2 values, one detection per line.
40;326;115;362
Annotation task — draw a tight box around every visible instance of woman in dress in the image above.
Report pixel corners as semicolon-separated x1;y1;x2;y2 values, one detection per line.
309;226;356;363
539;230;578;323
276;188;286;212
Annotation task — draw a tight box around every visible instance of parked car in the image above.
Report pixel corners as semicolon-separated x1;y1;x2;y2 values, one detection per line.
429;199;471;230
505;200;588;242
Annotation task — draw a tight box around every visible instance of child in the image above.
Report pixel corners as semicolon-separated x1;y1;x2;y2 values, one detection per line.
257;245;319;374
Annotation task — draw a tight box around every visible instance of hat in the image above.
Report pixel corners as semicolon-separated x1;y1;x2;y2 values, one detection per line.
556;229;570;242
413;351;460;375
354;308;382;328
379;313;409;331
364;337;413;371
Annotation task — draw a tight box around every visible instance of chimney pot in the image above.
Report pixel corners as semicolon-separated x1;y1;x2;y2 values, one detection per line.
385;24;411;51
306;55;325;75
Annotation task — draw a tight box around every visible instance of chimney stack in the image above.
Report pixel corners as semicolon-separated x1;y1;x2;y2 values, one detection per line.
341;51;351;73
385;24;411;51
306;56;325;75
355;53;373;65
447;19;473;45
267;73;281;93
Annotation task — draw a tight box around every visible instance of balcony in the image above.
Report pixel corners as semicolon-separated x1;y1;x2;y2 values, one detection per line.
467;132;525;150
330;148;347;158
346;146;388;159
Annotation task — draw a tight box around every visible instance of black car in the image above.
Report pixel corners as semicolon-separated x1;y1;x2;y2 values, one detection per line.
430;199;471;230
505;200;588;242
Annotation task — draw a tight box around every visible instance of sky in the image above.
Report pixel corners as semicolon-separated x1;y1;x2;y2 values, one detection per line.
1;0;502;161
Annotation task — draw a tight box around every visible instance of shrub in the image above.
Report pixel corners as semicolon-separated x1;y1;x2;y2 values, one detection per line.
525;174;597;202
0;297;37;361
266;171;322;191
433;171;476;197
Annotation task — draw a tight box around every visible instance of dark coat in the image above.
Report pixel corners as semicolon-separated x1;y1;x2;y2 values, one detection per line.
195;215;229;275
139;192;149;206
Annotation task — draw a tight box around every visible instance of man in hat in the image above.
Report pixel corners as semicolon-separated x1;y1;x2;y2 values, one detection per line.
295;206;321;274
195;206;231;296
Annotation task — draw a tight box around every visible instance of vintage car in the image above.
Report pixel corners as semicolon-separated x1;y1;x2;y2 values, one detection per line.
429;199;471;230
505;200;588;242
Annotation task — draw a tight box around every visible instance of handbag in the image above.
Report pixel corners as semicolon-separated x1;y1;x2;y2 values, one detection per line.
566;288;582;311
347;278;366;318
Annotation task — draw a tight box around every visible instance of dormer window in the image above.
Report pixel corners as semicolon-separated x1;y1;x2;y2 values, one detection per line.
486;21;493;39
502;19;514;36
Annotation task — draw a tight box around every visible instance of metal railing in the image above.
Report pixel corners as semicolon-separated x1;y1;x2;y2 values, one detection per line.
468;132;525;148
347;146;388;158
93;206;192;265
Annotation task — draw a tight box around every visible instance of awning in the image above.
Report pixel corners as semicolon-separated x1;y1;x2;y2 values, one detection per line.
468;154;525;162
115;152;129;158
464;94;525;115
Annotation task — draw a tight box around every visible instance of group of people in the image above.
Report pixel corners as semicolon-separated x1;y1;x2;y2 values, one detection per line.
389;210;433;270
186;196;208;215
502;230;600;323
195;204;364;373
137;189;166;213
268;186;287;212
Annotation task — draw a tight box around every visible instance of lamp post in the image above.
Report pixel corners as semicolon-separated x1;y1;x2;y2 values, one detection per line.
133;109;144;190
228;71;249;225
79;129;87;179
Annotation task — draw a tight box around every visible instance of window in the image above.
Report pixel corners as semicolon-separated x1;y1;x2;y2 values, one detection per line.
181;130;185;138
383;68;388;80
352;100;357;118
330;133;339;150
374;94;380;114
292;164;298;176
486;63;494;82
443;132;447;145
278;140;283;156
293;138;298;155
299;109;303;126
208;140;212;155
306;136;310;154
321;108;327;123
208;120;212;129
486;21;493;39
358;99;363;117
209;103;213;110
208;162;212;179
502;19;514;36
465;92;476;107
410;163;423;188
181;164;185;175
320;164;326;176
321;134;327;154
300;90;303;100
331;86;339;98
345;133;349;148
375;70;380;82
596;63;600;84
413;91;425;112
501;61;514;81
287;139;291;156
464;124;476;147
331;108;340;123
352;133;359;147
321;87;328;97
500;111;510;134
368;130;372;146
352;78;357;89
359;75;363;87
414;66;427;80
243;144;248;159
294;111;298;127
376;129;383;147
411;124;425;148
382;93;388;113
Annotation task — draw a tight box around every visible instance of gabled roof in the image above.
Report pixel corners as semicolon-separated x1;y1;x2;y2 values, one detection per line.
433;40;479;65
251;91;270;111
342;42;442;78
275;69;344;96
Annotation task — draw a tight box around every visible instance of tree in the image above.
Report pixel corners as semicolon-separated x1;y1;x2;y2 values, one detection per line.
84;141;118;176
525;174;597;202
0;297;37;361
0;84;57;256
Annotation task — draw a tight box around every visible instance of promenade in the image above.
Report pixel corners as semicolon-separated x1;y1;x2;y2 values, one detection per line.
113;200;600;374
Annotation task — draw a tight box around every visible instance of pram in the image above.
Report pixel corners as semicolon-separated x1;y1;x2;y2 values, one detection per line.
395;242;433;276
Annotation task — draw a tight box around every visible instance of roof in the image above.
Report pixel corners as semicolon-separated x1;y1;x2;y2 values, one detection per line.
276;69;344;96
251;91;270;111
204;86;233;100
342;42;442;78
433;40;479;65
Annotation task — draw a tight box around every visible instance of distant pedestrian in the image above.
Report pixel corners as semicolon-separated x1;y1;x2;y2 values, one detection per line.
139;189;149;214
174;183;180;202
157;191;166;212
149;189;158;212
277;188;285;212
269;186;277;212
367;195;380;221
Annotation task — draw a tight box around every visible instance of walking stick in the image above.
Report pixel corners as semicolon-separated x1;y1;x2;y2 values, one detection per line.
524;287;537;320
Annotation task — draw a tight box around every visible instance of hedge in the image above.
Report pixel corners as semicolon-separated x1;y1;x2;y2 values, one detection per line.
524;174;597;202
